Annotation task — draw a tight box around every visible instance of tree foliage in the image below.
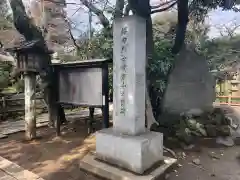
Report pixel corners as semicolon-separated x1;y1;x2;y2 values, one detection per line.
73;31;112;60
0;1;14;91
0;62;13;90
201;34;240;70
7;0;240;128
0;0;11;20
0;0;13;36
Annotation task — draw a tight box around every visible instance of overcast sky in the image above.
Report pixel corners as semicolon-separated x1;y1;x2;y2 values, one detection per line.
208;7;240;38
65;0;240;38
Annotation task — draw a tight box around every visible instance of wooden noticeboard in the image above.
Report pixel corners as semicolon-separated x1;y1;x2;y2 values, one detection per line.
52;59;111;132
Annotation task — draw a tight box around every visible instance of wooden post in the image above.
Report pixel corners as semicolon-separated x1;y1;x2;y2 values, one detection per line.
2;97;6;119
228;95;232;105
88;107;95;134
102;63;109;129
24;72;37;140
44;87;56;128
52;67;61;136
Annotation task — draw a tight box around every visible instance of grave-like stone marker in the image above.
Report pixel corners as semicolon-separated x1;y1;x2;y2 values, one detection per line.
80;15;176;179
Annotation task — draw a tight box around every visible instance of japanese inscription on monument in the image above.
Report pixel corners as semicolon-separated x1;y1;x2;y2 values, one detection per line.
112;16;147;135
119;26;128;115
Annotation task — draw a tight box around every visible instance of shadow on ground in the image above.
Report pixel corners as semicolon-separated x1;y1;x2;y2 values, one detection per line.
0;118;101;180
1;115;240;180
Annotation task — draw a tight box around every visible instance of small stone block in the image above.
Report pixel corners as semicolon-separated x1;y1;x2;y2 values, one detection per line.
96;128;163;174
79;153;177;180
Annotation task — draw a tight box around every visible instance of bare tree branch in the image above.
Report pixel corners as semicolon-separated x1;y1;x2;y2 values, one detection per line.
151;1;177;14
102;0;110;11
224;24;240;38
215;20;240;38
151;0;176;9
66;17;80;49
69;28;80;49
79;0;110;28
70;6;84;17
44;0;78;5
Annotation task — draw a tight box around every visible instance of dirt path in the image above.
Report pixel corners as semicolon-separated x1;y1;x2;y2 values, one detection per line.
169;145;240;180
0;119;99;180
0;116;240;180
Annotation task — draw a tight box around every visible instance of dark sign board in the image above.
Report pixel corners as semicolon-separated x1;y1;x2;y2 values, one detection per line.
52;59;111;132
58;67;103;106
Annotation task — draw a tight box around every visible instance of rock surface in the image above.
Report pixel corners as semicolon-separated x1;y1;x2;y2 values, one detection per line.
216;136;234;147
163;47;215;114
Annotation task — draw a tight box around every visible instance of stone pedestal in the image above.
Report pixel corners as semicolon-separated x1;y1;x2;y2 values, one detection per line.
95;15;163;174
96;128;163;174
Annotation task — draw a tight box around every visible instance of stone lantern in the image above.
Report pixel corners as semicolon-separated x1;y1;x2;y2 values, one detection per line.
7;40;53;140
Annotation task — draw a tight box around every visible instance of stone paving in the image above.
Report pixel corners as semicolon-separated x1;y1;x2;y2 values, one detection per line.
0;156;44;180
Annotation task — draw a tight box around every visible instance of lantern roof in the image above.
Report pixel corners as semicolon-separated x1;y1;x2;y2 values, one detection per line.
6;40;53;54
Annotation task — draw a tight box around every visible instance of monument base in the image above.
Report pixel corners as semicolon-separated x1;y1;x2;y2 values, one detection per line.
79;153;177;180
96;128;163;174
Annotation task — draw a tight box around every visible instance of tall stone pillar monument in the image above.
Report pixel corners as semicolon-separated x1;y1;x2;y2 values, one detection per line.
96;15;163;174
80;15;176;179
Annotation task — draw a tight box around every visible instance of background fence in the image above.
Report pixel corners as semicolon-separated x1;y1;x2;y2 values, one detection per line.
0;93;46;119
216;95;240;106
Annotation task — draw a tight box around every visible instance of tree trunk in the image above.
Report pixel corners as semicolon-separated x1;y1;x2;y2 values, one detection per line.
172;0;189;54
24;73;36;140
45;86;66;128
128;0;158;129
43;84;56;127
145;15;158;129
146;88;158;128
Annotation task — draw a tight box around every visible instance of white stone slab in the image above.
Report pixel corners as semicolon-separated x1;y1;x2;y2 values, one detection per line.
96;128;163;174
113;15;146;135
79;153;177;180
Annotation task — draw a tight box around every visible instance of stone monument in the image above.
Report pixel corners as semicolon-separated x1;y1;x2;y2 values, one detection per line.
163;46;215;114
96;15;163;174
80;15;176;179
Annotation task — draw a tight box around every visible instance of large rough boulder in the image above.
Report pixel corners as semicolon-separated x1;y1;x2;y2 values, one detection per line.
163;47;215;114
